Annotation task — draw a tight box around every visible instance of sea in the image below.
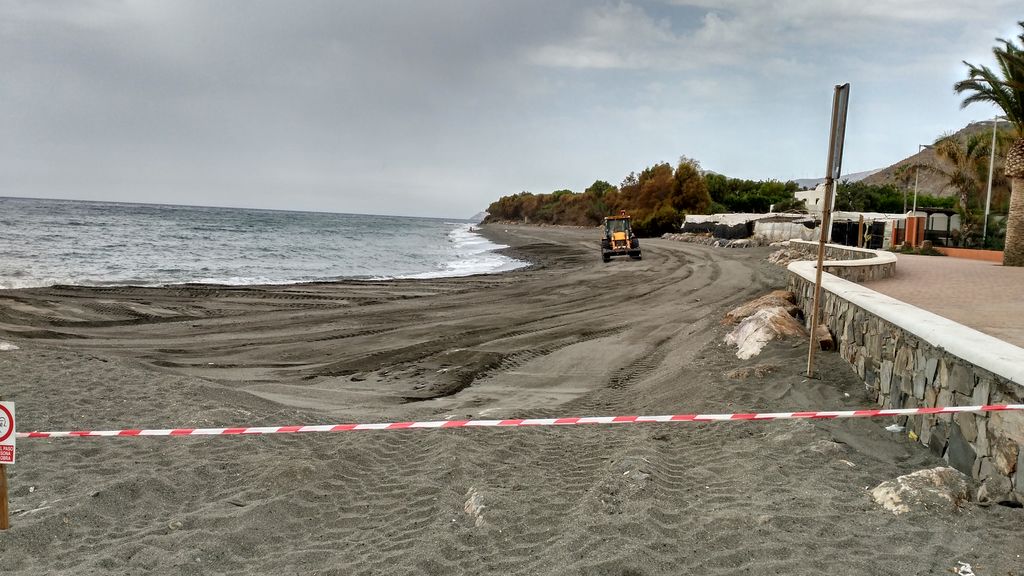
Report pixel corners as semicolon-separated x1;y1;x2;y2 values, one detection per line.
0;197;526;290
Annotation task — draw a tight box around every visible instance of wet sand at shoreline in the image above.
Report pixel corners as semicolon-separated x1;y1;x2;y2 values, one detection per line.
0;224;1020;575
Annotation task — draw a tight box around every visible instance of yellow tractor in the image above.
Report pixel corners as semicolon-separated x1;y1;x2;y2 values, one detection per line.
601;211;642;262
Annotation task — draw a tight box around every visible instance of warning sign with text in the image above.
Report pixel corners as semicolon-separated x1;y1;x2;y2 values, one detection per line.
0;402;14;464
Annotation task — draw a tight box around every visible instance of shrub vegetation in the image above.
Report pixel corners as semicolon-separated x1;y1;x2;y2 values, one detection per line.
484;157;809;237
834;181;955;213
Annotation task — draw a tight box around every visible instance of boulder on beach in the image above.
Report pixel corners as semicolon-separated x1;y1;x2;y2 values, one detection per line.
722;290;799;325
813;324;834;351
724;306;806;360
723;290;806;359
870;467;969;515
463;486;488;528
975;475;1015;506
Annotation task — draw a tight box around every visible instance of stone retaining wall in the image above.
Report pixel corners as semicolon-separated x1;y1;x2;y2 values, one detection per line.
786;239;896;282
787;249;1024;504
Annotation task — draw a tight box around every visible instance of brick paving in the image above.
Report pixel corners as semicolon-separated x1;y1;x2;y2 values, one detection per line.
861;253;1024;349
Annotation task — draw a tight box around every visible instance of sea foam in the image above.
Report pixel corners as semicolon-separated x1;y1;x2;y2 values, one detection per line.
0;198;526;289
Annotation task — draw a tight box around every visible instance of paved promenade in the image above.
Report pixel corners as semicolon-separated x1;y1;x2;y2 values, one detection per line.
862;253;1024;349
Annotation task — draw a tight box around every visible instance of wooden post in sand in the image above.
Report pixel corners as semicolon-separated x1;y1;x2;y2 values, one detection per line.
0;463;8;530
857;215;865;248
0;394;8;530
807;83;850;378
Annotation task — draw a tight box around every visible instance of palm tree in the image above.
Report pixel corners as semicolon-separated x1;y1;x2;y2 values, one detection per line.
954;21;1024;264
923;133;996;245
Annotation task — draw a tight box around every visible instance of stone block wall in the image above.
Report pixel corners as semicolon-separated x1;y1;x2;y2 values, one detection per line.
788;250;1024;504
785;240;896;282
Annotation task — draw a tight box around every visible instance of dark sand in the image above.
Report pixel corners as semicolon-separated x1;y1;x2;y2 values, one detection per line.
0;225;1020;575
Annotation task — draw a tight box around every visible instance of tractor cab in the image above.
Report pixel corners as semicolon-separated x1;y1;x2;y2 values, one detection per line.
604;216;632;236
601;211;642;262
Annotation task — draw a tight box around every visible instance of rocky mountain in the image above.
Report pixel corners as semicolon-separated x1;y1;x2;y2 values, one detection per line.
791;119;1011;199
793;168;882;190
859;120;1009;197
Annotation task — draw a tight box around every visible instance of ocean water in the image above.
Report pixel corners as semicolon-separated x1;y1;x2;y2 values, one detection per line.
0;197;525;290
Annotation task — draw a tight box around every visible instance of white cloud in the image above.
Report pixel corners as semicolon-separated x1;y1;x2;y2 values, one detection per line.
528;3;681;69
525;2;800;71
528;0;1020;73
2;0;1020;215
670;0;1013;25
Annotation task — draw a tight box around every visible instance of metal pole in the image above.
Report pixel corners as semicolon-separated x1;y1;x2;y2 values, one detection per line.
0;464;7;530
911;143;931;247
912;149;921;215
911;166;920;247
808;83;849;378
983;116;1000;243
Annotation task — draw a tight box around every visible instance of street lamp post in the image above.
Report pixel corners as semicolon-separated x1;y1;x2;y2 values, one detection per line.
912;143;932;214
983;115;1005;244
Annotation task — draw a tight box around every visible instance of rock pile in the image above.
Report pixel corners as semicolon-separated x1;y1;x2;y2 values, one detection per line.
767;244;814;267
661;233;770;248
870;467;969;515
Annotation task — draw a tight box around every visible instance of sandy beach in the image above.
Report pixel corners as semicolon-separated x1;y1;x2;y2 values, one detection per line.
0;224;1020;575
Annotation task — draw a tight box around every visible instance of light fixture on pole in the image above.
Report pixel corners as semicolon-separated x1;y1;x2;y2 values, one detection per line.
983;115;1005;244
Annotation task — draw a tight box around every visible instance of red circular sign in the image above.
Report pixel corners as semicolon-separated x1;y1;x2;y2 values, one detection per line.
0;404;13;443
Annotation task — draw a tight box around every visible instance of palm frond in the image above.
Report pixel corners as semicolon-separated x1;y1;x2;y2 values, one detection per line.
956;23;1024;131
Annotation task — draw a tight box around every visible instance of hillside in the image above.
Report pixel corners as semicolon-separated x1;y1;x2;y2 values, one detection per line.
793;168;881;190
860;120;1010;198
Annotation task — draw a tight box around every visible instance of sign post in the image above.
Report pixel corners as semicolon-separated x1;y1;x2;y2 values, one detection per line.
0;401;14;530
807;83;850;378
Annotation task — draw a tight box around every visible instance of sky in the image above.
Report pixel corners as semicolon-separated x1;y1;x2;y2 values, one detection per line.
1;1;1020;218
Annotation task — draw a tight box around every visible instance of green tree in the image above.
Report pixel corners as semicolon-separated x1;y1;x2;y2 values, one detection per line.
704;173;730;204
637;163;675;214
835;179;933;213
633;204;682;237
835;181;954;214
584;180;616;219
954;21;1024;264
672;159;711;213
701;174;799;212
585;180;616;199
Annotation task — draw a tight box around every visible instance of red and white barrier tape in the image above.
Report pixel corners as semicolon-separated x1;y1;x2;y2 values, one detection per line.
16;404;1024;439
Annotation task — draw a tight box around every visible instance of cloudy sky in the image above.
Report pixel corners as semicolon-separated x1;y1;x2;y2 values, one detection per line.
2;1;1020;218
